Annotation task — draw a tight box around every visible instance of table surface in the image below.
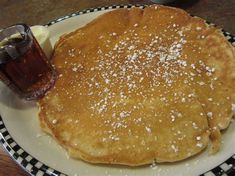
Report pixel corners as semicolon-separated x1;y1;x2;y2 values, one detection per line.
0;0;235;175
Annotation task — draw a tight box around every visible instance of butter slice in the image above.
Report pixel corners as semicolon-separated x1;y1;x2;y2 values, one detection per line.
31;25;53;59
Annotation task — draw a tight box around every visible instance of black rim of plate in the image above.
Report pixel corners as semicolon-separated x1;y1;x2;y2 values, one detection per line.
1;4;235;176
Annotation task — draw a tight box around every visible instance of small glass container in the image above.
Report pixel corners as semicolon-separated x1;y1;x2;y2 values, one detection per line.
0;24;56;100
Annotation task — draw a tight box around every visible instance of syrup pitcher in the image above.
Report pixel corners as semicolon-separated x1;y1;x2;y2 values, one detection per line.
0;24;56;100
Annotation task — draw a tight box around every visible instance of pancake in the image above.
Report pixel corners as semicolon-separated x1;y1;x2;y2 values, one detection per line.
38;5;235;165
178;17;235;152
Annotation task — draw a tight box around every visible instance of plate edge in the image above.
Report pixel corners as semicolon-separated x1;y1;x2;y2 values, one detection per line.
0;4;235;176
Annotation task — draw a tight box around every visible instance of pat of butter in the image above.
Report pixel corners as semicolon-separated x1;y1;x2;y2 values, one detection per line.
30;25;53;59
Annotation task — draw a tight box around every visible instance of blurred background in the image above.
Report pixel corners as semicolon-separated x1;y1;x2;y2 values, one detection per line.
0;0;234;176
0;0;235;34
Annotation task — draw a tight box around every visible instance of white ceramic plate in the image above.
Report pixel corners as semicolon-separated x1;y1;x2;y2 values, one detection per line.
1;4;235;176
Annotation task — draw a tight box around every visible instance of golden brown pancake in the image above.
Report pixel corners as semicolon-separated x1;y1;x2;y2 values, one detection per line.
38;5;235;165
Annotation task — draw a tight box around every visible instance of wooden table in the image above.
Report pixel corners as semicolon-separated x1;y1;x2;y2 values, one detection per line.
0;0;234;175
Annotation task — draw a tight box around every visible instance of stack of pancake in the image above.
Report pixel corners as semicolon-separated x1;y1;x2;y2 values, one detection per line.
38;5;235;166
